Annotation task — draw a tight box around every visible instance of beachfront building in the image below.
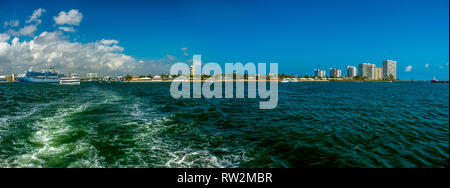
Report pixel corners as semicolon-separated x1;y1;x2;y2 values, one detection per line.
190;65;196;76
382;60;397;79
358;63;375;78
329;68;342;77
314;69;326;77
0;75;14;82
152;75;162;81
140;77;152;81
131;76;140;81
368;66;383;80
347;66;357;77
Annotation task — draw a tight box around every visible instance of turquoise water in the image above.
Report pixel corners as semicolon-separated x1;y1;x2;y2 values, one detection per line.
0;82;448;168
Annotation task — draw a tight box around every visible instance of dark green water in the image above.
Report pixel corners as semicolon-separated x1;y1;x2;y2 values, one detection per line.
0;82;448;168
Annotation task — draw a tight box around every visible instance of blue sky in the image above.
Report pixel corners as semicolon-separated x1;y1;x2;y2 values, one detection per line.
1;0;448;80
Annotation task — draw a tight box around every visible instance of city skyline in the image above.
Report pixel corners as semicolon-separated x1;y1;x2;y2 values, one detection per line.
0;0;449;80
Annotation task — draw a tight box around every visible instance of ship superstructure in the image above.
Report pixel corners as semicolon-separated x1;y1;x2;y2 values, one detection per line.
17;67;65;83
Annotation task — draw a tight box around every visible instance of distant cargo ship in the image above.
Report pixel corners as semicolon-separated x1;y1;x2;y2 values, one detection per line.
431;76;449;83
17;67;65;83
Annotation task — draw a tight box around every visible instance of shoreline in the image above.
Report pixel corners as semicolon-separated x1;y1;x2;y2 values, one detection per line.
0;80;430;83
116;80;404;83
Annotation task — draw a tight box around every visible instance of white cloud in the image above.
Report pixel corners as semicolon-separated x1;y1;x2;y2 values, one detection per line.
7;9;46;37
4;20;19;28
54;9;83;26
166;54;176;60
181;47;189;56
0;31;139;75
0;34;10;42
8;24;38;36
26;8;46;24
0;9;175;76
100;39;119;45
425;64;429;68
58;26;76;32
404;65;413;72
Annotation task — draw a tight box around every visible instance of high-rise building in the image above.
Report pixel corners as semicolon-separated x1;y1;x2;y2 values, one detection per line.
358;63;375;78
314;69;326;77
347;66;357;77
329;68;342;77
382;60;397;79
190;65;195;76
368;66;383;80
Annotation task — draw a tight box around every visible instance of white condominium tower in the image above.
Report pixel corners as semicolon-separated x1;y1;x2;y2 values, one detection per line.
347;66;357;77
329;68;342;77
358;63;375;78
382;60;397;79
358;63;383;80
314;69;326;77
368;66;383;80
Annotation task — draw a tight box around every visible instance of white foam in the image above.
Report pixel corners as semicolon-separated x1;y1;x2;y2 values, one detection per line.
129;113;252;168
1;104;103;168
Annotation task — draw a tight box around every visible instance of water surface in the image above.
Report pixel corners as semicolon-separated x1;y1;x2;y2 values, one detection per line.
0;82;448;168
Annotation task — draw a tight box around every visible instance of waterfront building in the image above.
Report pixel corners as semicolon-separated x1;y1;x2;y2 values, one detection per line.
152;75;162;81
347;66;357;77
87;73;98;80
131;76;140;81
382;60;397;79
190;65;196;76
0;75;14;82
329;68;342;77
368;66;383;80
358;63;375;78
314;69;326;77
140;77;152;81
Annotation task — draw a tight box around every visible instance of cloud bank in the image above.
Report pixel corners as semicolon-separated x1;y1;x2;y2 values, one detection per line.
0;8;176;76
0;31;138;75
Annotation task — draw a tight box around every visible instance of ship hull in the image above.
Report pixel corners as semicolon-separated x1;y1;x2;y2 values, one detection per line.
431;80;449;83
18;77;61;83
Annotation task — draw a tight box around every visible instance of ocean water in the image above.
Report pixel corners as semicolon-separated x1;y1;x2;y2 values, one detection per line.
0;82;448;168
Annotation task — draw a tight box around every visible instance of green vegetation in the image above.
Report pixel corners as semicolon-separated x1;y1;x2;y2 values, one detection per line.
125;74;132;81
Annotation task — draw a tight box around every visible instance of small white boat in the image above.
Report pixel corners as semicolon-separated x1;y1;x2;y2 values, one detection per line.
281;78;290;83
60;73;80;85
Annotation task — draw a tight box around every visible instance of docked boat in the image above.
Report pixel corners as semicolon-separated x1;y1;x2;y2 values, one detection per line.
17;67;64;83
60;73;80;85
281;78;290;83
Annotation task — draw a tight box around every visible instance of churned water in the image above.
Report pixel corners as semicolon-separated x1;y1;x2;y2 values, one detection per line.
0;82;448;168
